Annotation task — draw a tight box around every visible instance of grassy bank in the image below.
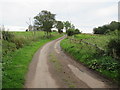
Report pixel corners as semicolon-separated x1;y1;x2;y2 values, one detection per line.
60;34;120;84
2;31;45;55
2;31;63;88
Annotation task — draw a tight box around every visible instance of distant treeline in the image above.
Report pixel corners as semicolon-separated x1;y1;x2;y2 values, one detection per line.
93;21;120;34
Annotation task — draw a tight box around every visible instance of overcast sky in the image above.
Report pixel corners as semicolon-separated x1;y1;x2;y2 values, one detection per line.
0;0;119;33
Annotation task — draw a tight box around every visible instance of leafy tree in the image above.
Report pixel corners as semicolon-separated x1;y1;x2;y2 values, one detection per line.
67;28;75;36
34;10;55;37
93;21;120;34
63;21;72;33
55;21;64;34
108;21;119;31
74;29;81;34
64;22;81;36
67;28;81;36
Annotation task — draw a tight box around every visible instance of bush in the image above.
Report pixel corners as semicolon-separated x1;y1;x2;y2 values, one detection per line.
67;28;81;36
74;29;81;34
11;36;30;49
107;38;120;59
2;31;14;41
107;30;120;59
2;40;16;56
67;28;75;36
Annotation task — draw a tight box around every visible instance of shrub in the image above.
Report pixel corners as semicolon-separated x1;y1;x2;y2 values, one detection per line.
74;29;81;34
107;38;120;59
107;30;120;60
67;28;75;36
2;31;14;42
2;40;16;56
11;36;29;49
67;28;81;36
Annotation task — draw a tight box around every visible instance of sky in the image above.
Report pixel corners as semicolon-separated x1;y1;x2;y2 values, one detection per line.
0;0;119;33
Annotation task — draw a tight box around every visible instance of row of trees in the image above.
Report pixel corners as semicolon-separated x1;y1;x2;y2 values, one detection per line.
33;10;81;37
93;21;120;34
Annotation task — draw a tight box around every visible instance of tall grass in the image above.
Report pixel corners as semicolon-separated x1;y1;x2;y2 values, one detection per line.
2;31;48;56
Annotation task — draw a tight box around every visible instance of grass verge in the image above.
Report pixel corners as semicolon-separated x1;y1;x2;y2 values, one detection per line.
2;34;62;88
60;35;120;85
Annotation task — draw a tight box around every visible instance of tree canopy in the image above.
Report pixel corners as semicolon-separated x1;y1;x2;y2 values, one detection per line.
63;21;81;36
33;10;81;37
34;10;56;36
63;21;72;33
93;21;120;34
55;21;64;34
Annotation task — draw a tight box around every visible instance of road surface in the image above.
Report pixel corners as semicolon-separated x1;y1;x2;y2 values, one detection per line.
25;36;117;88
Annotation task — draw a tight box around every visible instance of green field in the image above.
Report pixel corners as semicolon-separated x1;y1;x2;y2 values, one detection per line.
61;34;120;83
2;31;63;88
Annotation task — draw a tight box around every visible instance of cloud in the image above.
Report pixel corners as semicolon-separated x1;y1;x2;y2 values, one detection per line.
0;0;118;33
4;25;27;31
2;0;118;3
96;4;117;17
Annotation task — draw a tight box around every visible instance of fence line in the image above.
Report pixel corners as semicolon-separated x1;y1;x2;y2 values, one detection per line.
69;38;105;53
69;38;120;60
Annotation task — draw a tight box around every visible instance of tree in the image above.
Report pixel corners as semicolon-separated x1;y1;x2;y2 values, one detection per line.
74;29;81;34
109;21;119;31
93;21;120;34
63;21;72;33
34;10;55;37
67;28;75;36
55;21;64;34
64;22;81;36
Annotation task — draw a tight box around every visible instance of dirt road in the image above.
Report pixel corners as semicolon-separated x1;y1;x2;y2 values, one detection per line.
25;36;117;88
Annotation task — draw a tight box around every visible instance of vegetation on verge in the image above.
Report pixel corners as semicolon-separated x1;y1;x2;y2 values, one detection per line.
61;31;120;84
2;31;63;88
2;31;45;56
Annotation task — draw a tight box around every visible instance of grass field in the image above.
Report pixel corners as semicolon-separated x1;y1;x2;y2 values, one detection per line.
61;34;120;83
74;34;116;50
2;31;63;88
